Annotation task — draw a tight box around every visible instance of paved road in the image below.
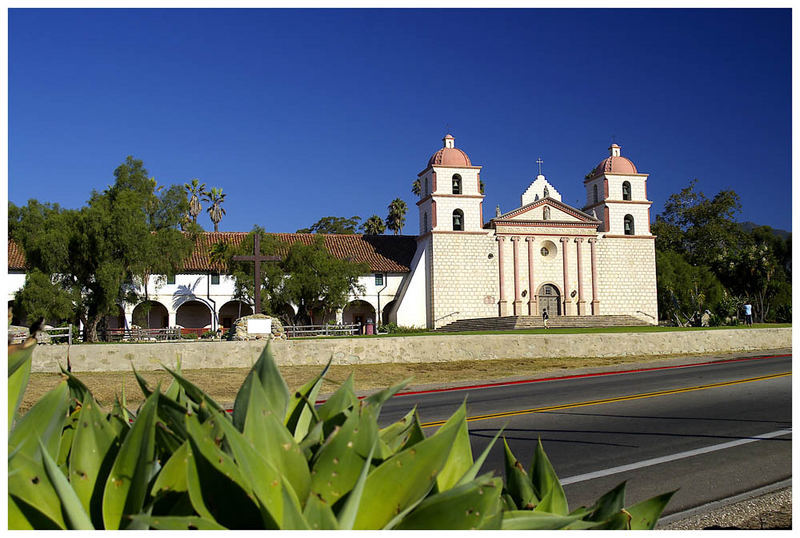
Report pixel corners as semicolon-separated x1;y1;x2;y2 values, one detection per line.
379;353;792;517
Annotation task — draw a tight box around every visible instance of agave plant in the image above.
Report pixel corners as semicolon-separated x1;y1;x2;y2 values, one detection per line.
8;339;674;530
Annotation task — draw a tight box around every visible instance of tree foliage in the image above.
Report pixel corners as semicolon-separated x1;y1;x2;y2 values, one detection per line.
9;156;192;341
204;187;227;232
184;178;207;225
653;180;791;324
386;198;408;235
297;216;362;234
361;215;386;235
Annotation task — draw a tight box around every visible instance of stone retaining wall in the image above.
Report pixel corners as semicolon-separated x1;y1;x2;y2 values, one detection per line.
29;328;791;373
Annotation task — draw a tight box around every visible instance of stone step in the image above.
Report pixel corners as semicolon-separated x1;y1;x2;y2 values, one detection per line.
437;314;650;332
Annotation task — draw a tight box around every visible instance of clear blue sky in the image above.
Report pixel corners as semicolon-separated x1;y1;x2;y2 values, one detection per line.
8;8;792;234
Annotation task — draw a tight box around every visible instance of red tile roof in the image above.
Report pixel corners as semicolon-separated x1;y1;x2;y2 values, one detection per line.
8;240;26;270
8;233;417;274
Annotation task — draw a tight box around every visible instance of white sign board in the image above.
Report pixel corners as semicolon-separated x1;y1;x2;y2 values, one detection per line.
247;318;272;334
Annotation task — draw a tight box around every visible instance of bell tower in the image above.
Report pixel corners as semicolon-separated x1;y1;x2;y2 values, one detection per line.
582;143;651;236
416;134;484;234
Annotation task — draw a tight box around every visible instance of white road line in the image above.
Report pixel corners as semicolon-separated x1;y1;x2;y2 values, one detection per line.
561;429;792;485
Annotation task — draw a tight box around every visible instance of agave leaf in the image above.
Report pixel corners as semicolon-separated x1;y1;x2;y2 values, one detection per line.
132;366;154;398
396;474;503;530
242;378;311;502
8;337;36;376
8;495;37;530
69;392;120;523
585;481;627;522
101;391;159;530
183;411;264;529
38;439;94;530
400;408;426;450
163;357;184;402
309;406;369;505
364;377;411;409
9;380;70;459
8;450;67;529
502;437;537;510
303;494;339;530
351;402;466;529
285;355;331;441
210;408;284;528
151;441;190;496
184;441;215;521
232;342;290;430
456;428;503;487
625;490;676;529
501;510;585;530
59;366;94;407
435;399;473;491
129;515;226;530
57;406;80;468
8;341;34;431
317;373;357;423
335;439;376;530
529;437;568;515
281;476;310;530
377;406;418;458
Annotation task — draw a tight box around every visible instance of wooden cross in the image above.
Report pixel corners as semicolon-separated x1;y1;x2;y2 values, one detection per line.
232;234;280;314
536;157;543;175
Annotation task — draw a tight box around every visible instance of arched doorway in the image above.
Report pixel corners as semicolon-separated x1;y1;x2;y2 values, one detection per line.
176;300;212;332
537;284;561;317
104;305;126;329
382;300;397;326
132;301;169;329
343;300;376;333
219;300;253;331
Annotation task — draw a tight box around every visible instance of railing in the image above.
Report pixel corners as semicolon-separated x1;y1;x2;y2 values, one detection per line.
433;311;460;323
102;327;181;342
45;325;76;345
285;323;362;338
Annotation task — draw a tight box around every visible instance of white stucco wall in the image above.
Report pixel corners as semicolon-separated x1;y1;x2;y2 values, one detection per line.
392;237;429;328
7;270;26;302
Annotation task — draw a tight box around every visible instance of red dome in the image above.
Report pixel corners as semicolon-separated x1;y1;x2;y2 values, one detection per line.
589;144;638;177
428;134;472;167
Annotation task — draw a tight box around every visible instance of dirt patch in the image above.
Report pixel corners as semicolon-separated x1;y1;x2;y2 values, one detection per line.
20;353;682;413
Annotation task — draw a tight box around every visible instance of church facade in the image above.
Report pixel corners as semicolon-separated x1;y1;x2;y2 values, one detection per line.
8;136;658;332
390;135;658;328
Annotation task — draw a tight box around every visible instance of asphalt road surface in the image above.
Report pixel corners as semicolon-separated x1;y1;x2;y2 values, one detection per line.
379;353;792;517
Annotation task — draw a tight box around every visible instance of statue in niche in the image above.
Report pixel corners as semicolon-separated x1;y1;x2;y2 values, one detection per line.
543;206;551;220
543;186;550;198
495;205;501;217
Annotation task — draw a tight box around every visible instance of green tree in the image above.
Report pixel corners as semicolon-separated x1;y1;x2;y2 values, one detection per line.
655;250;724;326
11;270;77;326
184;178;207;225
297;215;362;234
361;215;386;235
10;156;192;341
412;179;421;196
204;187;227;232
386;198;408;235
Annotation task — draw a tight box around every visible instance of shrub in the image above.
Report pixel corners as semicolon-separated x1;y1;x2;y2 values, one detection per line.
380;322;429;334
180;332;199;339
8;339;673;529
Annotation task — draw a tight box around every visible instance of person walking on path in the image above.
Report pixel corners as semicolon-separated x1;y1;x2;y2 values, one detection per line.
744;302;753;327
542;308;549;329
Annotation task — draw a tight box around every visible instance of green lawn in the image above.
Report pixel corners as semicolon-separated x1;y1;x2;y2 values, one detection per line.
296;323;791;340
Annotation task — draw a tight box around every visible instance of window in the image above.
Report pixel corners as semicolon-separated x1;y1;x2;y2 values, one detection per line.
543;206;551;220
423;212;428;232
540;247;549;256
622;181;631;201
375;273;384;286
452;209;464;231
167;274;175;285
452;174;462;194
211;273;220;285
624;214;635;235
593;184;598;204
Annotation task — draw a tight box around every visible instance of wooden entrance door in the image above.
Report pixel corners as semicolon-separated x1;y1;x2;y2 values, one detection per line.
538;284;561;316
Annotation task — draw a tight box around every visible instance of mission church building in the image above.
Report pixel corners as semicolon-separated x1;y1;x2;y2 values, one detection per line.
8;135;657;332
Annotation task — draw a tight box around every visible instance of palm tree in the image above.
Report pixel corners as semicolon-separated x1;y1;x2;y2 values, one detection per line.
184;178;207;225
412;179;421;197
362;215;387;235
386;198;408;235
204;187;227;232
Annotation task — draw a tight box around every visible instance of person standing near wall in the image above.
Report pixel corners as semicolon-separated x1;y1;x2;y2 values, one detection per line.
542;308;549;329
743;302;753;327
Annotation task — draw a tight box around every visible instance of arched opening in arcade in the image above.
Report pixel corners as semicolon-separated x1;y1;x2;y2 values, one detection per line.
132;301;169;329
218;300;253;331
381;300;397;326
342;300;376;334
104;304;127;330
175;300;213;336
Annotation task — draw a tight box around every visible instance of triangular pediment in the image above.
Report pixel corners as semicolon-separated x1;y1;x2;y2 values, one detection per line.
494;197;599;224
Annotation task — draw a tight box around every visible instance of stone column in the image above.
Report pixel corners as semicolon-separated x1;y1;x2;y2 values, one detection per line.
575;238;585;315
589;238;600;314
168;310;177;328
497;236;507;316
511;236;522;315
525;237;536;315
560;237;571;316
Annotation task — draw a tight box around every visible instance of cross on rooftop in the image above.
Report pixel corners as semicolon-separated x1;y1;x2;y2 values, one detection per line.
536;157;543;175
232;234;280;314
